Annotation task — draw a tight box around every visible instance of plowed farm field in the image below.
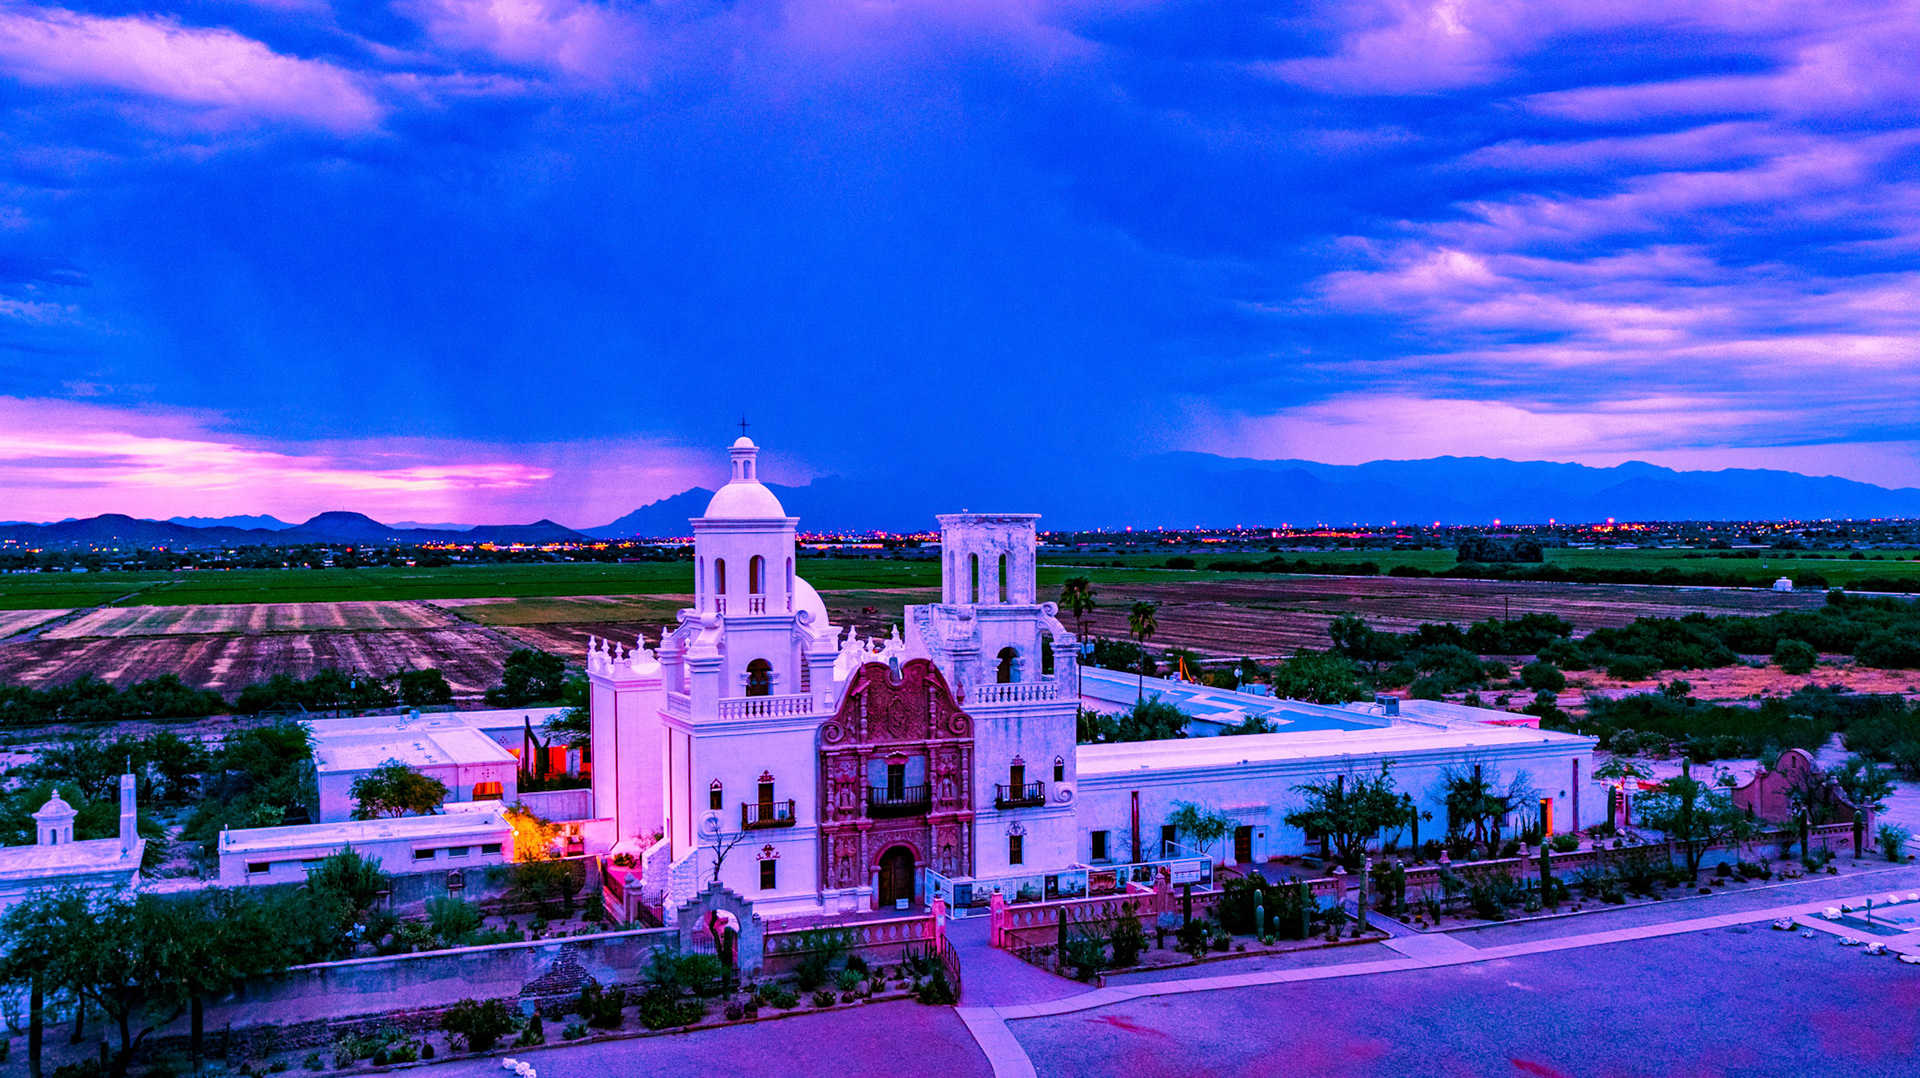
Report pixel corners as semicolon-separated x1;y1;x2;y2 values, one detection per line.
0;609;69;637
1070;576;1827;658
0;573;1840;700
0;626;519;696
44;601;455;639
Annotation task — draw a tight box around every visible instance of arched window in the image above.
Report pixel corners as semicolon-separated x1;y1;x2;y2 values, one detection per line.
1041;633;1055;675
786;557;795;612
749;555;765;594
969;554;980;604
998;553;1009;603
697;557;705;604
746;658;773;697
997;646;1019;684
714;558;727;596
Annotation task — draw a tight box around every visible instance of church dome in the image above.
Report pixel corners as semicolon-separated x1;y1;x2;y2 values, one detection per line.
34;789;76;820
792;575;829;630
703;437;790;520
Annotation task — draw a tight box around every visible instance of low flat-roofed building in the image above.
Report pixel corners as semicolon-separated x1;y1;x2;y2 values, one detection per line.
1075;672;1598;866
311;714;521;822
1079;667;1386;736
218;808;513;885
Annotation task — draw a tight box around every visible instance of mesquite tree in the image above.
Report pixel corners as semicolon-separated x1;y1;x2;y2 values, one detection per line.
1286;763;1414;870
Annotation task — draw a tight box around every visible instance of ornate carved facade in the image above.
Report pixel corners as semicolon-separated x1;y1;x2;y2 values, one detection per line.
819;658;975;903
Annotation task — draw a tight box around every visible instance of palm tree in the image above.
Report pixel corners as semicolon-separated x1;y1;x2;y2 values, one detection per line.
1128;600;1159;701
1059;576;1098;641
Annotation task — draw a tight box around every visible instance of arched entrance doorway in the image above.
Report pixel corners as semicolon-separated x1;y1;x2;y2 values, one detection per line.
878;846;916;908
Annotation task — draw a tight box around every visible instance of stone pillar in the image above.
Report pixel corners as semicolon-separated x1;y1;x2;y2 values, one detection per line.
1355;858;1370;937
932;896;948;947
989;889;1006;948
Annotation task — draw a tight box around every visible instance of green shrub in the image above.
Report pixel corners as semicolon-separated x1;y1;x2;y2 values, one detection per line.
790;928;849;991
635;985;704;1029
441;998;517;1052
648;947;725;997
1520;661;1566;693
1063;933;1107;980
1879;824;1910;862
1774;639;1818;675
425;896;483;946
1109;905;1147;967
1549;833;1580;853
575;982;627;1028
915;965;956;1005
1605;655;1658;681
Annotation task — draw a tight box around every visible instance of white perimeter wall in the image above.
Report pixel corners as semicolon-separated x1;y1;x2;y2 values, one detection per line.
1076;741;1600;865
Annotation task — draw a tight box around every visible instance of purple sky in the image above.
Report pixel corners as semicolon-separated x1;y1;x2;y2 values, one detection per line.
0;1;1916;525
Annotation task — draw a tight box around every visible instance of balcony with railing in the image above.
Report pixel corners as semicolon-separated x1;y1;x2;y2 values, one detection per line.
993;781;1047;809
742;799;798;830
969;679;1063;706
719;693;816;719
867;784;932;818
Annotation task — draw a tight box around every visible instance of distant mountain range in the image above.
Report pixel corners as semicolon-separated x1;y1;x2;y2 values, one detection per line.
0;512;592;550
583;455;1920;537
168;514;294;530
14;455;1920;546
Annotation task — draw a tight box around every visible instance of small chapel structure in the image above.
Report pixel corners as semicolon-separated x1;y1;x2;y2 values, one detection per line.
0;773;145;912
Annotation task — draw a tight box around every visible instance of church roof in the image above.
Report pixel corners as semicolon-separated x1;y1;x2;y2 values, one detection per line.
0;837;142;883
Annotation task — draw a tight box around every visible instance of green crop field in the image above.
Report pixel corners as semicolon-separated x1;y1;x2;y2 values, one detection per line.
0;558;1207;610
4;547;1918;611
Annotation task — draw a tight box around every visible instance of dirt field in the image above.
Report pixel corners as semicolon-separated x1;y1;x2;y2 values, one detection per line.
1067;576;1828;658
44;601;455;639
0;574;1858;702
1571;656;1920;703
0;609;69;637
0;627;520;697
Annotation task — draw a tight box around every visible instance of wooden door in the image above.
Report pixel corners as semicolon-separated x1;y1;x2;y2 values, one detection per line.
1233;825;1253;864
879;846;916;907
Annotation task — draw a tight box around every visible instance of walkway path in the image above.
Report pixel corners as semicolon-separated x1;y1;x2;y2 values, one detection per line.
945;912;1083;1007
952;873;1920;1078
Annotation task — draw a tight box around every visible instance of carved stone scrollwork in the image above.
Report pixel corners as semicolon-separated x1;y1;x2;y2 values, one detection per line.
821;722;846;745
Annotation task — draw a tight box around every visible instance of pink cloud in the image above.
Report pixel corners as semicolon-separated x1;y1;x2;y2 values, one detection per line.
0;398;720;526
1525;10;1920;122
0;7;382;133
396;0;646;78
1263;0;1531;94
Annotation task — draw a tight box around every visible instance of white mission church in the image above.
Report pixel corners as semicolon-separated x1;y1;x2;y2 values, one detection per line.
586;436;1602;922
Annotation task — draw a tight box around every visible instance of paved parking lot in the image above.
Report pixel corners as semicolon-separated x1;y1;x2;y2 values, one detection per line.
1010;925;1920;1077
430;1000;991;1078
